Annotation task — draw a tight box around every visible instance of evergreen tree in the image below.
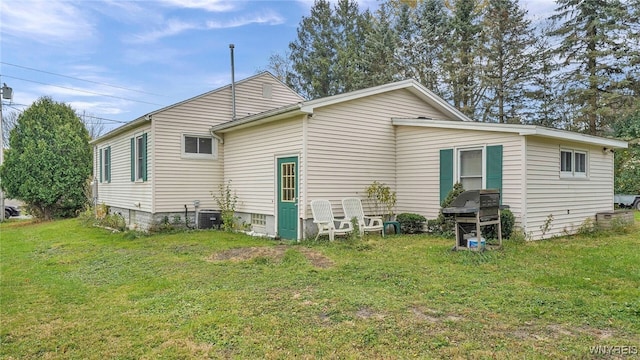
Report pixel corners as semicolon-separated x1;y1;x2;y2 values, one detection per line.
442;0;485;118
288;0;370;99
393;3;423;83
415;0;449;95
289;0;335;99
333;0;369;93
550;0;631;135
361;2;400;87
480;0;536;123
0;97;91;220
524;29;564;128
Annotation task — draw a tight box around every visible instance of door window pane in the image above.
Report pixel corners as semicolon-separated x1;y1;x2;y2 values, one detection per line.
281;163;296;202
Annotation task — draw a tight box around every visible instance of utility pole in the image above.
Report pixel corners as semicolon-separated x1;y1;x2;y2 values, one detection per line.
0;80;14;222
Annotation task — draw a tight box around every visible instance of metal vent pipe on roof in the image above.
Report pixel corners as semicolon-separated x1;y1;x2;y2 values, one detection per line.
229;44;236;120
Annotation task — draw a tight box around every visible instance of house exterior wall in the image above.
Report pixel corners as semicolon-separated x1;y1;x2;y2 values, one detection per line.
152;73;303;215
524;137;614;239
92;73;303;230
93;123;153;219
221;116;305;236
305;89;451;219
395;126;524;228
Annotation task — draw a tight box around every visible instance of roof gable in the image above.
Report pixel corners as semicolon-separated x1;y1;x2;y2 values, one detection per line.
212;79;471;133
92;72;302;144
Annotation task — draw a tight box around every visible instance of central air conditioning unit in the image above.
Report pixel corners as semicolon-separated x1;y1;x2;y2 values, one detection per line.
198;210;222;229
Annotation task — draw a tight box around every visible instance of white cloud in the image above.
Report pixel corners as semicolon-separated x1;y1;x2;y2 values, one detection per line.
127;11;285;44
205;11;285;29
0;1;94;43
127;19;200;43
158;0;238;12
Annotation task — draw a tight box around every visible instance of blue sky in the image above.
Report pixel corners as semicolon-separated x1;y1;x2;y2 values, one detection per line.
0;0;556;134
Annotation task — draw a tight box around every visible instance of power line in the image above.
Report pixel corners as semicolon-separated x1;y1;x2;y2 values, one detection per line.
0;74;165;107
3;103;131;124
0;61;168;97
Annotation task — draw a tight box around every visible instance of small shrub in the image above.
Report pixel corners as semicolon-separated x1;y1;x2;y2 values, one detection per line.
102;212;126;231
364;181;396;221
396;213;426;234
149;216;176;233
213;180;238;232
484;209;515;240
350;217;360;240
430;183;465;237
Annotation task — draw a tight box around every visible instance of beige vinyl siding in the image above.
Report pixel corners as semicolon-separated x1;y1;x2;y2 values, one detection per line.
95;124;153;212
395;126;524;225
222;116;305;216
152;74;302;213
305;89;449;217
524;137;614;239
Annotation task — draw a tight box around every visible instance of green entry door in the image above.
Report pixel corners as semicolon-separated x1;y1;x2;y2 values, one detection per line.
277;156;298;239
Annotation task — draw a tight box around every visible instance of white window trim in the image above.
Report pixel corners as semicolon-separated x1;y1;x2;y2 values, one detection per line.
101;146;110;183
181;133;218;160
560;148;588;179
455;146;486;190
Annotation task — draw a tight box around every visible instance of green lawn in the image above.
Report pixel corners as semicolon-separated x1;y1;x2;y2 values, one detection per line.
1;215;639;359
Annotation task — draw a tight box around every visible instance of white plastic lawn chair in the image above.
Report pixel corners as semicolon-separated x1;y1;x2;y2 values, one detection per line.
342;197;384;237
310;200;353;241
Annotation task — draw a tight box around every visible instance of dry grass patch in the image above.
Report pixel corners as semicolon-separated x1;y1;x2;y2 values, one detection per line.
206;245;335;269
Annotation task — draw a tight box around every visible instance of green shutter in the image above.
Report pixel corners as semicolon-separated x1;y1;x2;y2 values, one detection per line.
486;145;503;195
99;150;103;183
141;133;148;182
106;147;111;183
440;149;454;204
131;138;135;182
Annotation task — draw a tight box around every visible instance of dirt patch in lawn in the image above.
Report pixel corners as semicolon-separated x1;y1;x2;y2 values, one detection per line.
207;245;334;269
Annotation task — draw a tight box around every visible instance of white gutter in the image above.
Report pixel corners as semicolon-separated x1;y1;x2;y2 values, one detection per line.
392;118;628;149
211;103;308;133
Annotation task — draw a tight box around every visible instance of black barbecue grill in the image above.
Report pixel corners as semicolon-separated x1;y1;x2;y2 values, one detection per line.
442;189;504;250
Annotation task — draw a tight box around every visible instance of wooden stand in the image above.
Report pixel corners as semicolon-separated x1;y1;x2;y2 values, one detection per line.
453;212;501;251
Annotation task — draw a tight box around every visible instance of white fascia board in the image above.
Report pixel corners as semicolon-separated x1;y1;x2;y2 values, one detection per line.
299;79;471;122
392;118;628;148
532;127;628;148
90;116;151;144
211;103;307;133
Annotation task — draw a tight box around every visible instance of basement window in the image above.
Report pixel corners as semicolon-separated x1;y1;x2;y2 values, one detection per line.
252;213;266;226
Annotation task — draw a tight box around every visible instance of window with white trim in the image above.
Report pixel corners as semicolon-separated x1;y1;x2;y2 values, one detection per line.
130;133;147;182
182;134;216;159
560;149;587;178
458;148;483;190
100;146;111;183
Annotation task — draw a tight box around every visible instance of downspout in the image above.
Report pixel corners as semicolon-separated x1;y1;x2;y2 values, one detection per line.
209;129;224;144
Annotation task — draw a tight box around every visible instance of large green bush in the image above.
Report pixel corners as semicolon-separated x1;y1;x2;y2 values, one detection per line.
0;97;91;220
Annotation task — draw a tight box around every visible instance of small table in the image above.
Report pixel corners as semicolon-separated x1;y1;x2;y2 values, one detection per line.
383;221;401;236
